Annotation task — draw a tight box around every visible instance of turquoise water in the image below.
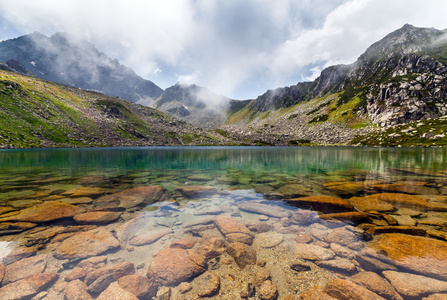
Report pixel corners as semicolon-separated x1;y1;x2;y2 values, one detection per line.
1;146;447;299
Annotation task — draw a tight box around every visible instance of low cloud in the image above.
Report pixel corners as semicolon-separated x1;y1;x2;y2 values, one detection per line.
0;0;446;99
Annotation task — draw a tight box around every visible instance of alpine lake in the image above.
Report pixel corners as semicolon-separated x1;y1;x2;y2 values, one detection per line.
1;146;447;299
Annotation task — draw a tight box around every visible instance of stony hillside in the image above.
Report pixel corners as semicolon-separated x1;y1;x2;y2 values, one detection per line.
0;32;163;103
0;70;228;148
154;83;233;128
223;24;447;146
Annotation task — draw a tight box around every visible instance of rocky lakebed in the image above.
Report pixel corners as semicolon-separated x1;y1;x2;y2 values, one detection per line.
1;163;447;299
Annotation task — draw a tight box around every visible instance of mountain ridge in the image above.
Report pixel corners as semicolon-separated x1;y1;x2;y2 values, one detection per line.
0;32;163;103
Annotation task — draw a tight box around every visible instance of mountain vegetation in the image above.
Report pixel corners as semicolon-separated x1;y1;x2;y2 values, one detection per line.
0;70;227;148
1;24;447;148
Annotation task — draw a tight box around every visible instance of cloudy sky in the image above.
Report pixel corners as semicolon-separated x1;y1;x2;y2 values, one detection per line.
0;0;446;100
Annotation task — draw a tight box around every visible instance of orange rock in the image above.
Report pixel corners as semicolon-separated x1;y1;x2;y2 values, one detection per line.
2;254;48;285
287;196;354;213
194;237;225;261
84;261;135;286
300;285;335;299
118;274;155;298
97;282;139;300
373;181;439;195
214;216;254;245
227;242;257;268
319;211;369;224
370;233;447;280
0;272;58;300
64;279;93;300
73;211;121;225
54;227;120;260
323;278;386;299
146;248;205;286
128;229;173;246
0;201;84;223
323;181;366;196
348;196;395;212
62;186;106;197
362;193;447;211
176;185;217;198
351;271;403;300
96;186;164;208
169;236;198;249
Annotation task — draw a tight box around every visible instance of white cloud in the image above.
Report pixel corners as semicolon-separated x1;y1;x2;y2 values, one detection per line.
0;0;446;99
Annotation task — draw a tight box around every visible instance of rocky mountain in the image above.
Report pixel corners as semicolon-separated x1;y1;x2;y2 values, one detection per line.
0;32;163;103
154;83;234;128
221;24;447;146
0;69;230;148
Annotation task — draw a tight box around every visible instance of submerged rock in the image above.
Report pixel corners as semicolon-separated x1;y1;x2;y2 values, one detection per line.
383;271;447;298
0;201;84;223
227;242;257;268
194;271;220;297
287;196;354;213
324;278;385;299
146;248;206;287
73;211;121;225
0;272;58;300
96;186;164;208
128;229;173;246
2;254;48;285
176;185;218;198
370;233;447;280
238;202;292;218
214;216;254;245
96;281;139;300
295;243;335;261
54;227;120;260
351;271;403;300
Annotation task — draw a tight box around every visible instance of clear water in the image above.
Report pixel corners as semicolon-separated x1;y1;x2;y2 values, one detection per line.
1;146;447;299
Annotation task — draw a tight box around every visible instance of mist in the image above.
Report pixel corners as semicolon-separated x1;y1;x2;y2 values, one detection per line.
1;0;447;99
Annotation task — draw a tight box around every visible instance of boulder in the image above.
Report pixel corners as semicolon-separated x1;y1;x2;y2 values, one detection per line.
323;278;386;299
169;237;198;249
253;269;271;287
96;186;164;208
373;182;439;195
369;233;447;280
287;196;354;213
146;248;205;286
73;211;121;225
128;229;173;246
0;272;58;300
214;216;254;245
176;185;218;198
64;267;87;282
383;271;447;298
348;195;395;212
118;274;155;299
291;210;314;225
194;271;220;297
351;271;403;300
255;232;284;248
323;181;366;196
64;279;93;300
316;258;357;273
84;261;135;286
226;242;257;268
96;281;139;300
238;202;291;218
295;243;335;261
319;212;369;224
62;187;106;198
0;201;84;223
2;254;48;285
194;237;225;261
87;274;116;295
259;280;278;300
54;227;120;260
361;193;447;211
